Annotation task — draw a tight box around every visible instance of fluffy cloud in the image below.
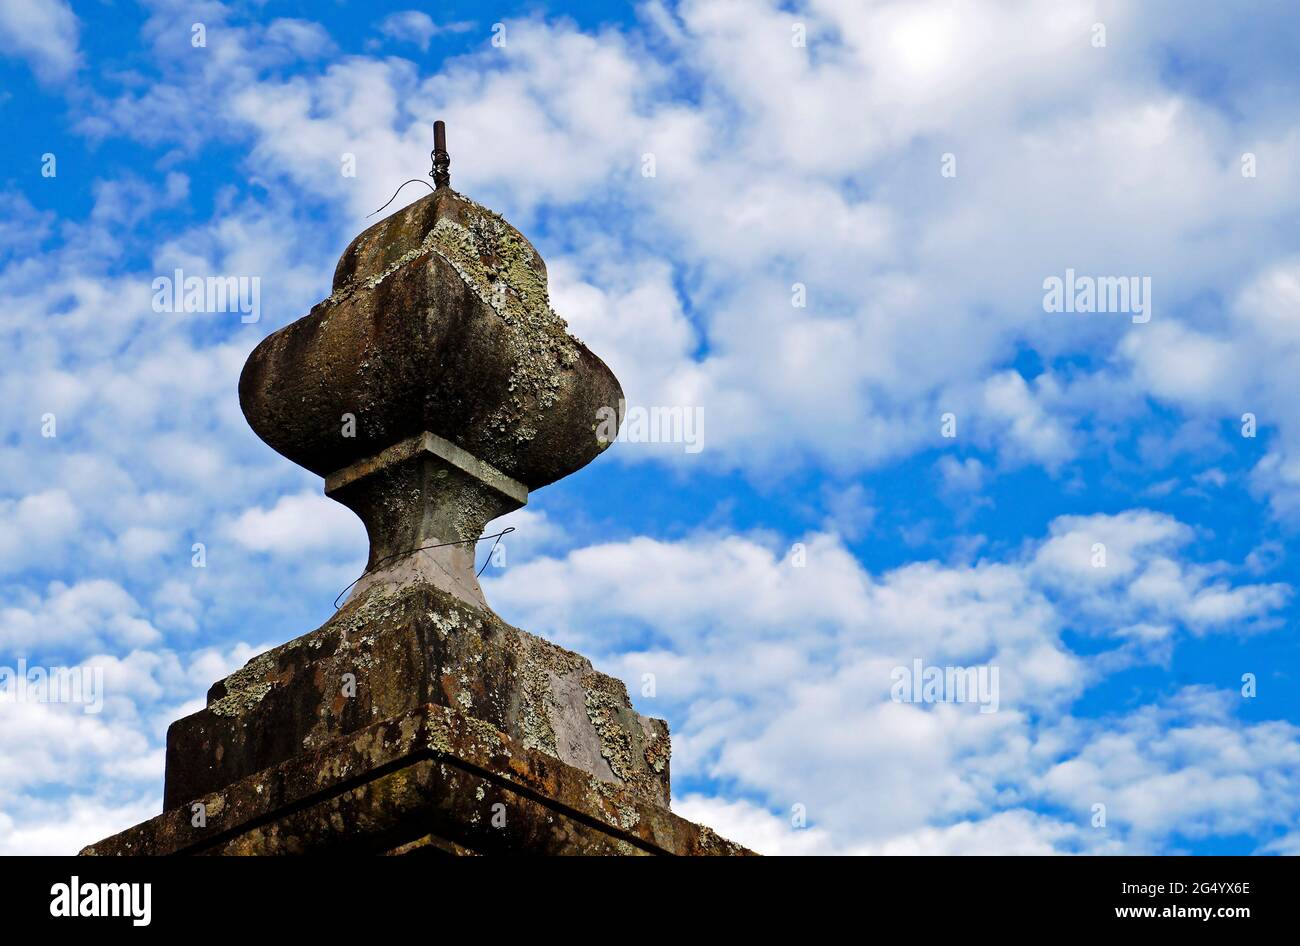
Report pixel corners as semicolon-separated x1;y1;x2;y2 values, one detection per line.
485;511;1292;853
0;642;266;853
679;797;1120;856
1118;259;1300;517
0;0;80;84
123;0;1290;486
1;580;159;653
1038;688;1300;844
0;794;157;856
375;12;473;52
222;490;362;556
0;490;80;575
43;1;1300;484
1031;511;1290;638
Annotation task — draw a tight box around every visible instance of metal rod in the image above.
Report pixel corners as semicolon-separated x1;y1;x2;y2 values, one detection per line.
431;120;451;188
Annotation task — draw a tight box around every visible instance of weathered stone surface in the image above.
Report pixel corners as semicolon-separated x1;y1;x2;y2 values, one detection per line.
84;704;752;856
239;187;625;612
324;432;525;609
239;188;622;491
164;579;672;811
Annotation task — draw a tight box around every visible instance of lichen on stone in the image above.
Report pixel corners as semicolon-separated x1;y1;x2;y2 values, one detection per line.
209;680;274;718
583;673;637;783
420;203;583;462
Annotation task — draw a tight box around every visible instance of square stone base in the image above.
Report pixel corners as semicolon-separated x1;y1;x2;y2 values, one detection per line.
81;704;751;856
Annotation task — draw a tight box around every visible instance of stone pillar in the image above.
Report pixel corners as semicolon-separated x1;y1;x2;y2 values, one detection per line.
82;139;748;856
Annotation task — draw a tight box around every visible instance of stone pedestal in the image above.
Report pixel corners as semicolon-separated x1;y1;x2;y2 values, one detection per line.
82;580;750;856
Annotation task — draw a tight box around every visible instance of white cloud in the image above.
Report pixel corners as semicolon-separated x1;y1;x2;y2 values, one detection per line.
0;490;80;574
1263;831;1300;856
978;372;1075;470
1029;511;1289;636
673;795;836;855
375;11;472;52
1117;259;1300;517
0;580;159;652
0;794;157;856
222;490;362;557
61;1;1300;483
263;18;335;59
484;511;1294;852
1037;688;1300;842
849;810;1120;856
0;641;270;853
937;456;987;494
207;6;1294;480
0;0;80;83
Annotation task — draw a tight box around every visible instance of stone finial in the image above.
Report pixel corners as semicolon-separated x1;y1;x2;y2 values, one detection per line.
238;135;623;611
83;127;752;859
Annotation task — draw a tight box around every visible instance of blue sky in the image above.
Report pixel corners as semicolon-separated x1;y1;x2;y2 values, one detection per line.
2;0;1300;855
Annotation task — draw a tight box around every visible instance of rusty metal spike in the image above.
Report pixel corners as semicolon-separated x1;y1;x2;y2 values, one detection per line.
431;120;450;188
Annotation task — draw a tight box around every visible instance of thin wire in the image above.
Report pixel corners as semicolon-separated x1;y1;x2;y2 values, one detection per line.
366;179;436;218
476;529;510;578
332;526;516;610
